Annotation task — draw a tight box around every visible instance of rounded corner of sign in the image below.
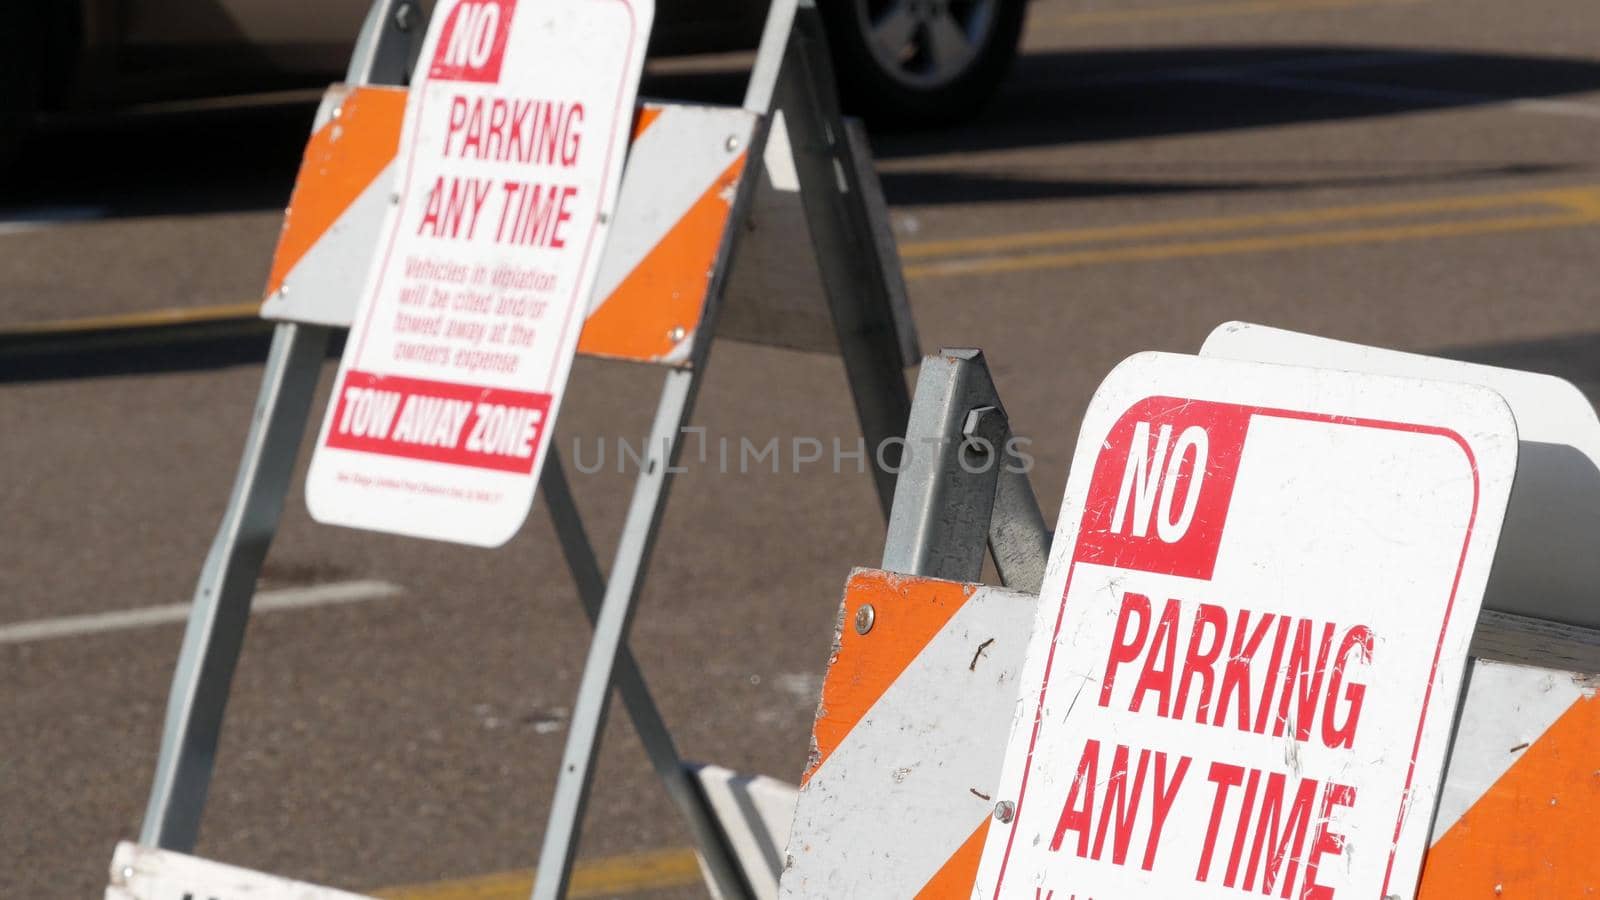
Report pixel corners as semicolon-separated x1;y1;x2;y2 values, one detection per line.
1099;350;1172;386
1197;319;1265;355
475;514;530;549
303;487;335;528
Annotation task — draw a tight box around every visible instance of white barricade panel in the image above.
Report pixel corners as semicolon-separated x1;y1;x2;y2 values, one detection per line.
302;0;653;546
259;86;757;368
1202;320;1600;631
783;584;1600;896
781;570;1037;898
1419;658;1599;895
971;353;1517;900
106;842;370;900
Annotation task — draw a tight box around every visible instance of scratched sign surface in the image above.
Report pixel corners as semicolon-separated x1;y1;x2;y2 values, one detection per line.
972;352;1518;900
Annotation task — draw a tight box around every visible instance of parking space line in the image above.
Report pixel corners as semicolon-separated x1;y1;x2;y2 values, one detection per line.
0;580;402;646
371;847;701;899
1032;0;1422;29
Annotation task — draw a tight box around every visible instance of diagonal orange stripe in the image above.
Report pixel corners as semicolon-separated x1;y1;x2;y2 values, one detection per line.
1419;692;1600;896
265;85;407;297
576;150;748;362
916;817;992;898
803;570;977;785
631;105;663;140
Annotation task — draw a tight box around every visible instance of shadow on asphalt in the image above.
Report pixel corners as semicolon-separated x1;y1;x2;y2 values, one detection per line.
7;45;1600;219
0;324;341;384
1444;332;1600;397
5;44;1600;383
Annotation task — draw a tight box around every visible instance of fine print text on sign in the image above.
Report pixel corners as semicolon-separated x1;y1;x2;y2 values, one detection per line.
973;353;1517;899
306;0;653;546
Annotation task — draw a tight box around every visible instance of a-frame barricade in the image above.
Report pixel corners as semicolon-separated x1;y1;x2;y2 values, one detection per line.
783;332;1600;898
120;1;917;898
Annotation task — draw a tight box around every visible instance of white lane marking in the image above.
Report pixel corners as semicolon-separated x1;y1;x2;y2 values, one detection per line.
0;206;109;235
0;579;403;646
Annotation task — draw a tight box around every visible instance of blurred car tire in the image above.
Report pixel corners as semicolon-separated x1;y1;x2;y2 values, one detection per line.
820;0;1025;127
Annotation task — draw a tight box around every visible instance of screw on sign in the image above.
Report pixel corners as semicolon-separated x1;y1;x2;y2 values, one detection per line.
855;603;876;635
970;353;1518;900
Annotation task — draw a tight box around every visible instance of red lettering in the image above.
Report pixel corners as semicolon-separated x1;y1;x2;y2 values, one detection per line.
1050;739;1100;856
1091;745;1149;865
1251;616;1294;735
445;95;469;153
1143;751;1190;871
1197;762;1244;883
1214;611;1274;731
1130;599;1180;717
1274;620;1336;741
1302;782;1357;899
1175;602;1227;723
1223;767;1262;887
1322;626;1372;749
1099;593;1151;707
1242;773;1317;896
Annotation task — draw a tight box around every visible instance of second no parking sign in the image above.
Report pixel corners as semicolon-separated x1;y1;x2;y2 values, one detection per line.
973;353;1518;900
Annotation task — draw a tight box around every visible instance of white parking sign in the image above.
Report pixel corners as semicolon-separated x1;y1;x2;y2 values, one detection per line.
974;353;1518;900
305;0;653;546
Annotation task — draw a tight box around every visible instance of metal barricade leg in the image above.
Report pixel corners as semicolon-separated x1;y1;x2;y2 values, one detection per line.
530;368;709;899
539;450;751;898
775;5;918;516
140;322;331;849
136;0;419;850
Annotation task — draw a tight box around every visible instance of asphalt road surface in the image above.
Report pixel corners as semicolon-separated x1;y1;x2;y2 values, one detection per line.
5;0;1600;896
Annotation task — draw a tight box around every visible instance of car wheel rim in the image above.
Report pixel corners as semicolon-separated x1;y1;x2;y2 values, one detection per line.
854;0;999;90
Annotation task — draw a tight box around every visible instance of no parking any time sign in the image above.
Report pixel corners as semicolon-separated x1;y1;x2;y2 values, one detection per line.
306;0;653;546
973;353;1518;899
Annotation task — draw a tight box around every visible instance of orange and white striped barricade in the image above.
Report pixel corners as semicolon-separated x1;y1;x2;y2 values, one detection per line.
781;343;1598;897
124;0;918;898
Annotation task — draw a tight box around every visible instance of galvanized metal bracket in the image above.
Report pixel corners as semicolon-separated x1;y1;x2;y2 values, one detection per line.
882;348;1051;595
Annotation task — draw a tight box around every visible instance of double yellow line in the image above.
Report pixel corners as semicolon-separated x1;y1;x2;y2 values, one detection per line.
5;184;1600;341
899;184;1600;280
372;847;701;899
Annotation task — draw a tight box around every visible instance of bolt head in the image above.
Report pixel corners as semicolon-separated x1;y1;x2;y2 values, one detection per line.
994;800;1016;823
668;325;687;342
854;604;875;635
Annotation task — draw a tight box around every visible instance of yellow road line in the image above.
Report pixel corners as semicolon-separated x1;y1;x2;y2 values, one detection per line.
1032;0;1422;28
904;210;1596;279
372;847;701;900
900;185;1600;258
0;301;260;336
7;186;1600;338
